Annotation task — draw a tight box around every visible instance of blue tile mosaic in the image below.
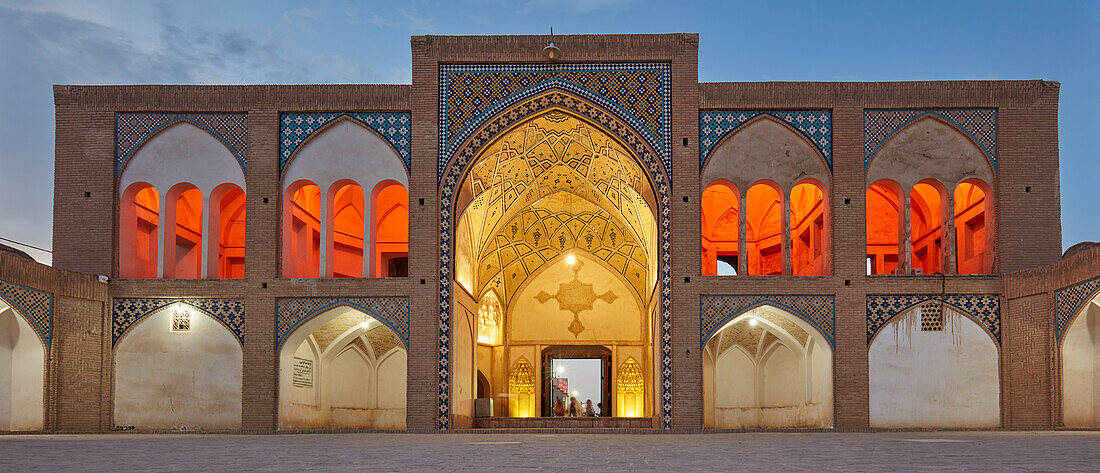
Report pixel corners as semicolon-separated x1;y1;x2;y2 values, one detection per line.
700;295;835;348
112;298;245;345
0;280;52;347
116;113;247;176
279;112;411;174
866;294;1001;344
864;109;997;170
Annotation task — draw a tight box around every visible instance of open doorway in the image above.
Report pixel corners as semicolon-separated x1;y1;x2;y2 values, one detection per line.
541;345;611;417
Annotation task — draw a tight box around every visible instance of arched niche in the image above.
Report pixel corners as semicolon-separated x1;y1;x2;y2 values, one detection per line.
117;121;245;279
702;305;833;429
281;119;409;278
114;304;243;430
868;304;1000;428
277;305;407;431
0;301;45;431
1061;293;1100;427
866;180;903;275
119;183;160;279
701;180;739;276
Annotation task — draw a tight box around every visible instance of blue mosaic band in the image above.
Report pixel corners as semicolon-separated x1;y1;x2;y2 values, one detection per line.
700;295;835;348
279;112;412;174
112;298;245;345
438;63;671;183
1055;276;1100;341
275;297;410;349
699;111;832;171
116;113;248;176
863;109;997;170
866;294;1001;344
0;280;53;347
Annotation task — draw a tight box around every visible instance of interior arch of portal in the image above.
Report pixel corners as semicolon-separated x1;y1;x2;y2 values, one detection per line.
444;100;666;428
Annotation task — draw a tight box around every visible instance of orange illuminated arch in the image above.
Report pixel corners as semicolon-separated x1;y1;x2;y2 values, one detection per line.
331;181;365;278
211;184;246;279
165;184;203;279
746;181;783;276
955;179;993;274
119;183;160;279
910;180;946;275
372;181;408;277
284;180;321;278
790;180;826;276
866;180;902;275
701;180;739;276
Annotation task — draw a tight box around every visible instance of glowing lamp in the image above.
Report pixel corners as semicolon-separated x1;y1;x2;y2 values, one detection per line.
566;254;576;265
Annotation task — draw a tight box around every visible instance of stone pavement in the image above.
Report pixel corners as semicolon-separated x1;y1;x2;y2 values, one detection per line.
0;431;1097;472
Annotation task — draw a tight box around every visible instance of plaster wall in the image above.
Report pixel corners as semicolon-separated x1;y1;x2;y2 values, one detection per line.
1062;301;1100;427
510;255;644;343
867;118;993;190
868;308;1000;428
701;118;830;192
114;308;242;430
119;122;246;196
0;307;44;431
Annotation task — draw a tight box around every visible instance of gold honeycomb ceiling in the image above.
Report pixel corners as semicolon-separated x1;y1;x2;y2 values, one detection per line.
457;110;657;306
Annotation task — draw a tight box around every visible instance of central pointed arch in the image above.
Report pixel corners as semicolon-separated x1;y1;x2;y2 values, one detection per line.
439;89;672;430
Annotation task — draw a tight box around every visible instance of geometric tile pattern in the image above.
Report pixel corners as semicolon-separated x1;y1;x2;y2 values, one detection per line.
116;113;248;176
700;295;835;348
275;297;409;349
866;294;1001;344
278;112;412;174
0;280;53;347
863;109;997;170
111;298;245;345
1055;276;1100;341
438;89;673;430
439;63;671;181
699;110;832;171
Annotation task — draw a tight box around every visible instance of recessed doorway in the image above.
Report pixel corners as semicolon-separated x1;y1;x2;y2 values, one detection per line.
542;345;611;417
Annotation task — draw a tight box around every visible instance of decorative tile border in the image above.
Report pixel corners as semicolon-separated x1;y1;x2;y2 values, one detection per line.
699;111;832;171
438;63;671;182
112;298;245;345
700;295;835;348
0;280;53;347
1055;276;1100;341
438;89;673;430
116;113;247;176
863;109;997;170
866;294;1001;344
275;297;409;349
279;112;412;174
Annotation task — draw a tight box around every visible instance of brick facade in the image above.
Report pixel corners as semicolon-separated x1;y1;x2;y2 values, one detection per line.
0;33;1087;432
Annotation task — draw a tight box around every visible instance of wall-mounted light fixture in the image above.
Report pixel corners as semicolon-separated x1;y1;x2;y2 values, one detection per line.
543;27;561;62
171;306;191;332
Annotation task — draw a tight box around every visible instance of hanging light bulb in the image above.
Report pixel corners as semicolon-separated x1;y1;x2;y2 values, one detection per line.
748;315;758;326
566;254;576;265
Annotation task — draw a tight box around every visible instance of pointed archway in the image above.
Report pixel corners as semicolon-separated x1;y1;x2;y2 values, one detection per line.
442;102;668;429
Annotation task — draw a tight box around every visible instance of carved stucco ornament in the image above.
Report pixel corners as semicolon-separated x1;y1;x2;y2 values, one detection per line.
535;260;618;337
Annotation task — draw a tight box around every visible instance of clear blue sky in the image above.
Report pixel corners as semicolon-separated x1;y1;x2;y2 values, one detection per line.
1;0;1096;264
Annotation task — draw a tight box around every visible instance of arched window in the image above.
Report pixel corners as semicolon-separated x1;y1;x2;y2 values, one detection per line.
284;181;322;278
910;181;945;275
954;179;993;274
701;181;739;276
210;184;246;279
373;181;409;277
119;183;160;279
790;181;826;276
476;291;502;345
330;182;365;278
866;180;902;275
165;184;203;279
746;182;783;276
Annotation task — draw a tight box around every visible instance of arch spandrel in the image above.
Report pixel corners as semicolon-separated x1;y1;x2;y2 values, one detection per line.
120;121;246;197
867;116;994;189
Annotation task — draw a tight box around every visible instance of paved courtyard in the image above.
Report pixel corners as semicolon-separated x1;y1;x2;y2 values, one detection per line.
0;431;1097;472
